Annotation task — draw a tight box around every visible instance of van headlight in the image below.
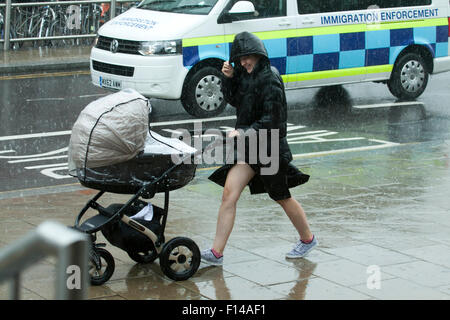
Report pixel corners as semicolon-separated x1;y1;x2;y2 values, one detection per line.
138;40;182;55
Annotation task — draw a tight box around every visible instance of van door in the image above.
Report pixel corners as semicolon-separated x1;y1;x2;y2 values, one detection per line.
219;0;297;79
292;0;368;89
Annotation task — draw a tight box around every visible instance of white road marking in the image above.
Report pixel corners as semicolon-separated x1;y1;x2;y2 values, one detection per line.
293;139;399;158
290;137;366;144
0;150;15;154
287;130;329;137
353;101;424;109
288;131;339;141
0;147;68;159
150;115;237;127
8;155;68;164
26;97;65;102
287;124;307;131
24;163;68;170
0;131;72;142
40;166;70;179
78;94;108;98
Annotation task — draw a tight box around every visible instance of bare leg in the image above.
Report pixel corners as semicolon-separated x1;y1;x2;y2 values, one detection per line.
212;164;255;254
277;198;313;242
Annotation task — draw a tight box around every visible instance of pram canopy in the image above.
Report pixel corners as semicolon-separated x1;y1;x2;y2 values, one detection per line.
68;88;149;171
68;89;197;195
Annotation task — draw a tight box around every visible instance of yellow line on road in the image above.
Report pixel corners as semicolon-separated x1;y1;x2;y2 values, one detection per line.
0;70;90;81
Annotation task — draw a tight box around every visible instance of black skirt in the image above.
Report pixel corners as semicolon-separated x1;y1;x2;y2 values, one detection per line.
208;161;310;201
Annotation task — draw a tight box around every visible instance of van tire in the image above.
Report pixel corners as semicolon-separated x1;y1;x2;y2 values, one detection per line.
388;53;429;100
181;66;227;118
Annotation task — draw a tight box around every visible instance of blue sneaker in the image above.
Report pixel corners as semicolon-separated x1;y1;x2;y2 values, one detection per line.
201;249;223;266
286;236;318;259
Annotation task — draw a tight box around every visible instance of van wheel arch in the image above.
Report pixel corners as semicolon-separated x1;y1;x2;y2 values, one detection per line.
392;45;434;74
388;45;433;100
181;59;227;118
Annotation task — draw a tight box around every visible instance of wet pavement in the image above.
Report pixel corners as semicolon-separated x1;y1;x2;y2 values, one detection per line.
0;139;449;300
1;46;450;300
0;45;90;75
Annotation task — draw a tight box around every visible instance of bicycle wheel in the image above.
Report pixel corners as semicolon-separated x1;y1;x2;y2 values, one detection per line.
38;18;52;47
49;18;71;47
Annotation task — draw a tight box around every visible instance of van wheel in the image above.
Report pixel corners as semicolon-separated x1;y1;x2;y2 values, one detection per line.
388;53;429;100
181;66;227;118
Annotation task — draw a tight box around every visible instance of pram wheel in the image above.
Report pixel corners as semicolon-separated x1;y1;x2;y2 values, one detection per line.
127;249;158;264
159;237;200;281
89;248;115;285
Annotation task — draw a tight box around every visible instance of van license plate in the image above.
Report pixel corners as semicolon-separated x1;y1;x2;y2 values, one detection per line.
100;77;122;90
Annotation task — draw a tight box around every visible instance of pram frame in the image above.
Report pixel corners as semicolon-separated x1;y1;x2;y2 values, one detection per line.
74;136;194;245
74;126;199;249
73;127;225;285
75;188;170;254
74;139;203;284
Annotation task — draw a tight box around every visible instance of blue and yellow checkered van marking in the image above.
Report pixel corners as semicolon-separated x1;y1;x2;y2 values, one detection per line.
182;17;448;82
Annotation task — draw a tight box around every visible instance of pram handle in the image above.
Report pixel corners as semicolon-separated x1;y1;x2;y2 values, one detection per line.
136;135;232;197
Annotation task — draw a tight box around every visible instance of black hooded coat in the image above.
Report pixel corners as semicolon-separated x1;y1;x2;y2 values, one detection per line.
208;32;309;199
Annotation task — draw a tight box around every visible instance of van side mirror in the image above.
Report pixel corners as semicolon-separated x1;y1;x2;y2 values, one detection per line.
218;1;256;24
229;1;256;14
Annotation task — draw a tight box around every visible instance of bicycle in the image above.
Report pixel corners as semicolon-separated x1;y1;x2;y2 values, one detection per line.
11;3;56;47
1;10;22;50
48;1;103;47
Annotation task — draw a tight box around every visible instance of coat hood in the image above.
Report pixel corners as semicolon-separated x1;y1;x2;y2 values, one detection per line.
229;32;268;64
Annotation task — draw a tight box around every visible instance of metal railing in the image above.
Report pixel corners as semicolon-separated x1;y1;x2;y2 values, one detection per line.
0;0;138;51
0;221;90;300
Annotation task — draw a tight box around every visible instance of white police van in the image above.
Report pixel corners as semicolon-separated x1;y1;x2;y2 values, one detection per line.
90;0;450;117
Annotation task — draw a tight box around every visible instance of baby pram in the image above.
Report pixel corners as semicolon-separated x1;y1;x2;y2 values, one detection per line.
68;89;201;285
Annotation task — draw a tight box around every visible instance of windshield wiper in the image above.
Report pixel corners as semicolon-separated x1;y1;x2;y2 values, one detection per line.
170;4;212;11
138;0;176;9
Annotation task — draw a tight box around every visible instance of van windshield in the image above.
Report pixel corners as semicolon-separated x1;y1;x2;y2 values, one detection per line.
137;0;219;15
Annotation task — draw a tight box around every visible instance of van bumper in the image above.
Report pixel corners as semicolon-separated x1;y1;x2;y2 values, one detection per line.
90;47;189;99
433;55;450;74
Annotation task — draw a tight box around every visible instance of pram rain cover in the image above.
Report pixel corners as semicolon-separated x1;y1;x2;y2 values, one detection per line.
68;88;150;175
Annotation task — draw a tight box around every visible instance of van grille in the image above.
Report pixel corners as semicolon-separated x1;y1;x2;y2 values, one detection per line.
96;36;141;55
92;60;135;77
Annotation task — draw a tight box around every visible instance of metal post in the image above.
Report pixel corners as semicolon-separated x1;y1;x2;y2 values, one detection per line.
9;273;20;300
35;222;90;300
3;0;11;51
0;221;90;300
55;238;89;299
110;0;116;20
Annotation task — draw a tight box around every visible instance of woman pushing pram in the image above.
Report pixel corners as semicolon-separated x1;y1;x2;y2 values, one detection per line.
202;31;318;265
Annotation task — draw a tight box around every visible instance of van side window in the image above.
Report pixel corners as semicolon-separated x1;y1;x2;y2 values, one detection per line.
228;0;286;20
363;0;432;9
297;0;432;14
342;1;362;11
296;0;319;14
297;0;361;14
255;0;286;18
